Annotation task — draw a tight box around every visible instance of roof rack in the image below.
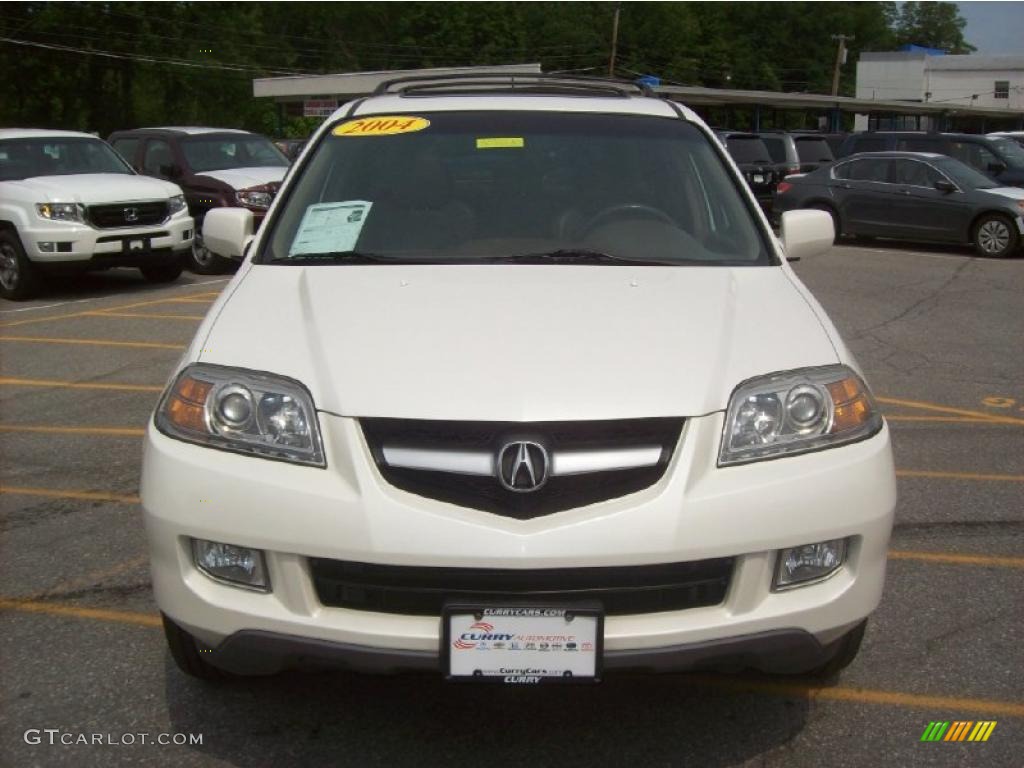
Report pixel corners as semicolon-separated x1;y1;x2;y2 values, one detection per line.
372;72;656;99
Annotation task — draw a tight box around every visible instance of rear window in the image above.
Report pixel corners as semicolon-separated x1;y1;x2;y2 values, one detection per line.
724;136;772;163
795;138;834;163
262;111;771;266
759;136;789;163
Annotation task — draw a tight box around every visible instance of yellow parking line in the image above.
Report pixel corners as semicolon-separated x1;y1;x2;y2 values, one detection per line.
897;469;1024;483
0;291;221;329
85;311;205;321
166;298;216;304
0;486;141;503
689;675;1024;719
885;415;998;424
0;598;160;628
0;424;145;437
877;396;1024;427
0;336;185;350
889;550;1024;569
0;376;163;392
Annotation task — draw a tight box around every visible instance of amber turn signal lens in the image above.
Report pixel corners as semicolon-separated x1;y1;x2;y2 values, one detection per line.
166;376;212;433
827;376;874;432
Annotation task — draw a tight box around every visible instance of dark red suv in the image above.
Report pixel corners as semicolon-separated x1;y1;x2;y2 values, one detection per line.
107;127;288;273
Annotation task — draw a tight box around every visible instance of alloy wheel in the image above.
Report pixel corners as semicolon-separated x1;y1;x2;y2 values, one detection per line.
977;219;1010;255
0;242;20;290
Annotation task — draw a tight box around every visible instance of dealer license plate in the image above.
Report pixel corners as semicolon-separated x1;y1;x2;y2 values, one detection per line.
443;604;603;684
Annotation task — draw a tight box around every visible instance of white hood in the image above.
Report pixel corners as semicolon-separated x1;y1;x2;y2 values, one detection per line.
980;186;1024;202
199;265;839;421
17;173;181;204
195;167;286;190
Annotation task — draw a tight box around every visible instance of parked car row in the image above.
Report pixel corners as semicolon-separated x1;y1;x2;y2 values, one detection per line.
0;126;293;299
775;151;1024;258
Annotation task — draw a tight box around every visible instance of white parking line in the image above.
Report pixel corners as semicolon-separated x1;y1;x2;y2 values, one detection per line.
0;278;230;314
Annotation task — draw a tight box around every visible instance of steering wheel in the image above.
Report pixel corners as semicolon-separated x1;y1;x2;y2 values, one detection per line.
576;204;676;238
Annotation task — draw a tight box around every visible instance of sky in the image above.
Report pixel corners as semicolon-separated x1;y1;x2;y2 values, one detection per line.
957;1;1024;53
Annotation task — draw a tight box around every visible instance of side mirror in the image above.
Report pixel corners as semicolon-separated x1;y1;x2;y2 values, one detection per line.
934;179;957;194
987;162;1007;175
159;163;182;179
203;208;254;260
780;209;834;262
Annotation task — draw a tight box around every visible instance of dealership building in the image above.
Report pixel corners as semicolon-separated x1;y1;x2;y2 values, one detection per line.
855;48;1024;130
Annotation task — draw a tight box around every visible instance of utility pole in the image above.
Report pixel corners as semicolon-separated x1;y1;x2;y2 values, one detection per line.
831;34;854;96
609;3;621;78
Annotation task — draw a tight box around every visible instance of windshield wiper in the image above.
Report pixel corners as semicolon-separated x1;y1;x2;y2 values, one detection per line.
487;249;675;266
269;251;401;265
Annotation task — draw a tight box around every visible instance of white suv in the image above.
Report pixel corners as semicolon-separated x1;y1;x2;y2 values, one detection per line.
141;75;896;684
0;129;193;299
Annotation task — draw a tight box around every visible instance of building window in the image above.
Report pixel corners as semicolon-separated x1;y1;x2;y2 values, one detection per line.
994;81;1010;99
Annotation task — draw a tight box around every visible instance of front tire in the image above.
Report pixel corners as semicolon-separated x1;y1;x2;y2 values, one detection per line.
800;619;867;679
140;262;183;284
162;614;228;681
0;230;42;301
973;214;1019;258
186;230;228;274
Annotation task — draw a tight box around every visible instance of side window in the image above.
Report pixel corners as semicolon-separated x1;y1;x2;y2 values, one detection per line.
112;138;139;166
143;139;174;176
852;137;888;153
897;137;940;153
832;161;852;180
889;160;933;187
949;142;1000;172
847;158;889;182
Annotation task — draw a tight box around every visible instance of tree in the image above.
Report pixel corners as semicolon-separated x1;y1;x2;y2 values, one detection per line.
894;1;975;53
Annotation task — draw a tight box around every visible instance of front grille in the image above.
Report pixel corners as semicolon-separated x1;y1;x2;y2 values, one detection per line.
310;558;734;616
88;201;168;229
361;417;684;519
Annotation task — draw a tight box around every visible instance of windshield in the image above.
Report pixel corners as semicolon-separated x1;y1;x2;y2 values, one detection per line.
182;135;288;173
935;157;998;189
0;137;132;181
262;111;769;266
724;136;772;164
988;137;1024;167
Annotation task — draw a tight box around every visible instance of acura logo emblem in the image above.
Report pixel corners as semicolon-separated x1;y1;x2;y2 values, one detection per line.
497;441;549;492
124;207;139;223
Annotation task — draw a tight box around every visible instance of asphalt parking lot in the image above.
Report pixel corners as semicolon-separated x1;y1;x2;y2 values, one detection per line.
1;244;1021;767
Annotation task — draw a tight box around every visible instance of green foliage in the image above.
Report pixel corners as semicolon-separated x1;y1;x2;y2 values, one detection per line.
894;1;975;53
0;1;972;136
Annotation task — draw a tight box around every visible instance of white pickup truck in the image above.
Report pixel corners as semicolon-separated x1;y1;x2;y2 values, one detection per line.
0;129;194;300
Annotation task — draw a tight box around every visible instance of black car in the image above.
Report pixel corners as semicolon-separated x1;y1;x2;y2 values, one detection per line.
775;151;1024;258
837;132;1024;188
717;131;776;210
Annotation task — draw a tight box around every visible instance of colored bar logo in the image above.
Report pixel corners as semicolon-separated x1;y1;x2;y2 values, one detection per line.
920;721;997;742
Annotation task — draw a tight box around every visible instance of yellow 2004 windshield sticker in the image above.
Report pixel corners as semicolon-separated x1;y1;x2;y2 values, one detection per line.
333;116;430;137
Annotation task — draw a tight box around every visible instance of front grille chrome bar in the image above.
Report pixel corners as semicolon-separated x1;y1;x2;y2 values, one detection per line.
380;445;663;477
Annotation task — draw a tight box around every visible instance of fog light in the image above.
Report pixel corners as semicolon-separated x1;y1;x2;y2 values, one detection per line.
774;539;847;590
192;539;269;590
38;242;56;252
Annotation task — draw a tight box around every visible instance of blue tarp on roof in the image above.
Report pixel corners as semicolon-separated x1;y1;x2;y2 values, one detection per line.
898;44;946;56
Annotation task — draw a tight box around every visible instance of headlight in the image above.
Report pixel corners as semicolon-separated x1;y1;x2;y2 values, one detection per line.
155;364;325;467
719;365;881;466
36;202;85;222
236;187;274;210
168;194;187;214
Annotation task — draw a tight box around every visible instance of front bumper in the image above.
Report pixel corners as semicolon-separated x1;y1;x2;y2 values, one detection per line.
21;212;193;264
141;412;896;672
